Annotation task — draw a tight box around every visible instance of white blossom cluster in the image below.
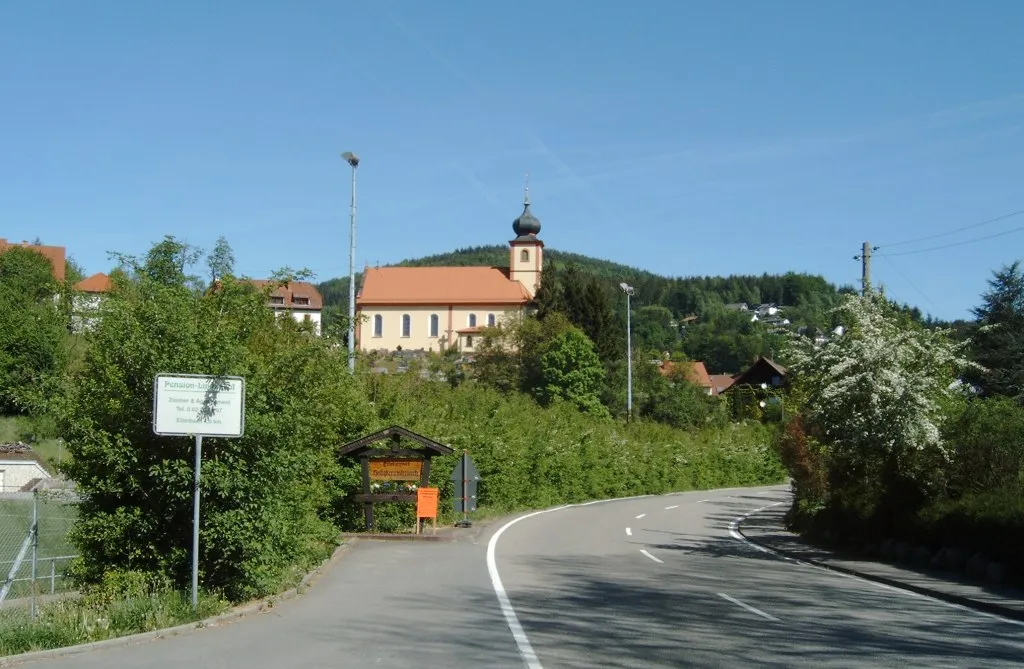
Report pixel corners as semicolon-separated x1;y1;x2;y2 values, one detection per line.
784;294;978;463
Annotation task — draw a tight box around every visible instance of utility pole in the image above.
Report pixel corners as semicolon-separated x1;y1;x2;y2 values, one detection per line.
854;242;878;296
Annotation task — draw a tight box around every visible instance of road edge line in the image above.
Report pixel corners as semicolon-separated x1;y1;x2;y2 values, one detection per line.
730;503;1024;627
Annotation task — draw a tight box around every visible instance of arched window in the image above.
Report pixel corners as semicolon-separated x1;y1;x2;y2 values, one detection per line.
466;335;474;348
401;314;411;337
373;314;383;337
487;313;496;326
429;314;439;337
468;313;477;327
520;249;529;262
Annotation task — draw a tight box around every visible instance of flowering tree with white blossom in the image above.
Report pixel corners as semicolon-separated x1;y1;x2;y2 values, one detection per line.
785;293;977;476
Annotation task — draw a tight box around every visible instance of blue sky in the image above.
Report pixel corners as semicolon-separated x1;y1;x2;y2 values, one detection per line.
3;1;1023;321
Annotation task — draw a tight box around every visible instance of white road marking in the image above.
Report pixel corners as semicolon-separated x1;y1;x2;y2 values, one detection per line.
697;499;710;503
665;504;679;510
635;513;646;519
718;593;780;622
488;509;564;669
729;503;1024;628
625;527;632;536
640;549;664;564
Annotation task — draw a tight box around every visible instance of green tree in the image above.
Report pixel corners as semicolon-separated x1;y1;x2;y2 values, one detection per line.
965;261;1024;402
0;246;69;413
57;237;374;601
537;327;608;416
206;235;236;286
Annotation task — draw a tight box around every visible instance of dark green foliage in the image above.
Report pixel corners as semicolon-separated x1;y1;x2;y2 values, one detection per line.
0;246;70;414
964;261;1024;402
57;237;375;602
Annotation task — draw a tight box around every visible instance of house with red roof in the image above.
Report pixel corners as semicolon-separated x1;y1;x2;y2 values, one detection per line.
247;280;324;335
356;193;543;353
71;272;114;332
0;238;66;281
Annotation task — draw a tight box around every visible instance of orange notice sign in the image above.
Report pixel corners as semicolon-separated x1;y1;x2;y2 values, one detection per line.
416;487;439;519
369;459;423;481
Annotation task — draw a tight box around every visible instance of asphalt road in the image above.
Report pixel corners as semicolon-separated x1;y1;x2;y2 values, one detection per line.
14;485;1024;668
492;486;1024;668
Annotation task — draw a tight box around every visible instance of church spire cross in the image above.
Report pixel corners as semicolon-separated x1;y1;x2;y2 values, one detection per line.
524;172;530;206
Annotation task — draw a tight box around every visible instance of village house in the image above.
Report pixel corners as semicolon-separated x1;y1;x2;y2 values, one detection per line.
71;272;113;331
248;280;324;335
0;239;66;281
355;193;543;353
656;360;718;395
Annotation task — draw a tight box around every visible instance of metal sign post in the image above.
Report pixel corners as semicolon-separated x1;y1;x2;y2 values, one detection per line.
153;374;245;609
451;451;480;528
191;434;202;609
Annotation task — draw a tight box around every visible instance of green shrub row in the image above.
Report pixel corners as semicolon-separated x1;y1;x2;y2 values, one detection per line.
340;373;787;532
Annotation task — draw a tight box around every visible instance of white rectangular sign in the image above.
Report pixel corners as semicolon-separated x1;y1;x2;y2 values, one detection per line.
152;374;245;437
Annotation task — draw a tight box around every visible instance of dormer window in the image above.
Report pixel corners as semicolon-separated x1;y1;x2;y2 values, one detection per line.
293;296;309;306
520;249;529;262
270;296;285;305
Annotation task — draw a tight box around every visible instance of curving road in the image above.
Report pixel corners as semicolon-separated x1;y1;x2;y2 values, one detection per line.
14;485;1024;668
491;485;1024;668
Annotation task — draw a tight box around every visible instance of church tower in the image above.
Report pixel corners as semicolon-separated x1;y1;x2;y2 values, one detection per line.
509;181;543;297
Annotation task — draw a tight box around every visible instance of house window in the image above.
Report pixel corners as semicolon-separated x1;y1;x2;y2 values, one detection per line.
468;313;477;327
520;249;529;262
401;314;411;337
771;375;782;387
373;314;383;337
293;296;309;305
270;296;285;305
466;335;474;347
429;314;439;337
487;313;496;327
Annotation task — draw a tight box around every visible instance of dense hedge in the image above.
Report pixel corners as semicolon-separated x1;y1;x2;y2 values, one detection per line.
341;373;787;532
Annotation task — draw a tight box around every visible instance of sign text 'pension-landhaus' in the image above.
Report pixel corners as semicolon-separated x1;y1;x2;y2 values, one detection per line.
152;374;245;438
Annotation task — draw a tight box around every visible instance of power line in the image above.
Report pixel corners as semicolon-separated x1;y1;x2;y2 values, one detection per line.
884;224;1024;257
877;252;941;313
880;209;1024;249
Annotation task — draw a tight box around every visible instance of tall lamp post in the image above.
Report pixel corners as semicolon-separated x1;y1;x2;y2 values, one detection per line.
620;283;634;422
341;151;359;374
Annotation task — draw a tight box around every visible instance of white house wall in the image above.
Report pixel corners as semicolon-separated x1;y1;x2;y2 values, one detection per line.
0;461;51;493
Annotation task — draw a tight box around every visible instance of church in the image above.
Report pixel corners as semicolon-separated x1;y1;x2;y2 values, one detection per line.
355;192;543;353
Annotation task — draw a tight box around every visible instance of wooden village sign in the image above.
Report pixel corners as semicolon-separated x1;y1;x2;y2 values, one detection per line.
339;425;453;532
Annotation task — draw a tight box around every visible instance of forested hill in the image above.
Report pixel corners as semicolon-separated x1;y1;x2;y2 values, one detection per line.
318;244;861;321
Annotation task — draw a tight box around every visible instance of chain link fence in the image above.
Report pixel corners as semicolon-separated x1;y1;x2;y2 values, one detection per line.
0;488;78;615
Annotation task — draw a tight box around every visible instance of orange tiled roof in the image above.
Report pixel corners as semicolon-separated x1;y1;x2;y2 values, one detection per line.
358;267;532;306
74;272;113;294
247;280;323;310
659;361;714;389
0;238;66;281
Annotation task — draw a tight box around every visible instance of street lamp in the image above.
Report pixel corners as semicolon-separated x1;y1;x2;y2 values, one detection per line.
342;151;359;374
620;282;634;422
